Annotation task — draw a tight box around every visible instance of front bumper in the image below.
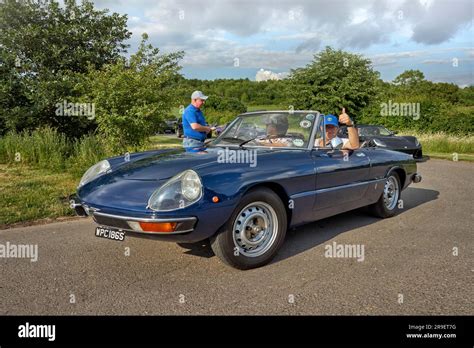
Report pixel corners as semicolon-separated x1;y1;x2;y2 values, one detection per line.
70;195;196;235
92;211;196;234
69;194;236;243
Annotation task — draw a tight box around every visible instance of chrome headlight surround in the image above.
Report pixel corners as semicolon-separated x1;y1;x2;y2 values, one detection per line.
148;170;203;212
78;160;111;188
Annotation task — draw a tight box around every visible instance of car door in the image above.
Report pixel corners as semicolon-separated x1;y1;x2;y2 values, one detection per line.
311;147;371;215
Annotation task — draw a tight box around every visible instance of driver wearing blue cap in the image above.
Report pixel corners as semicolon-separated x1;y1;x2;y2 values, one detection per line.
315;108;359;149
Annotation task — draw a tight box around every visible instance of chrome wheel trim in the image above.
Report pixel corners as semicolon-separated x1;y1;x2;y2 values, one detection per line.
232;201;278;258
383;175;400;210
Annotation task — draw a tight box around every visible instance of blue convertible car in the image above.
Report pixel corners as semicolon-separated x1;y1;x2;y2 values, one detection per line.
72;111;422;269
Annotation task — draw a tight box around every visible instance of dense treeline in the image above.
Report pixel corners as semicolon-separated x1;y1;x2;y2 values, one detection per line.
1;0;473;153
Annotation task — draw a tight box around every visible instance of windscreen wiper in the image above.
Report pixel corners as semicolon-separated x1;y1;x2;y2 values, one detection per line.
238;135;271;148
207;137;246;148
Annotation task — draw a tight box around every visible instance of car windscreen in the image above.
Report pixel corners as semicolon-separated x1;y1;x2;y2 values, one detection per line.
358;126;392;136
213;112;318;148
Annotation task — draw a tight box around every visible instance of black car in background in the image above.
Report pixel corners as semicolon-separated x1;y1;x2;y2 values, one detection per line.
339;124;423;160
156;119;176;134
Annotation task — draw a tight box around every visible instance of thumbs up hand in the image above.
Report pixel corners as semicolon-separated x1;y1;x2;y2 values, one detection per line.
339;107;353;126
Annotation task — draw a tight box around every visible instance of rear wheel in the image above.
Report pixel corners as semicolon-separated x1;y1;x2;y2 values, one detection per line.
369;172;401;218
210;188;287;270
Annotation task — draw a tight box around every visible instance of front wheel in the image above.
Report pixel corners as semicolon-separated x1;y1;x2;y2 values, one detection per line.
210;188;287;270
369;172;401;218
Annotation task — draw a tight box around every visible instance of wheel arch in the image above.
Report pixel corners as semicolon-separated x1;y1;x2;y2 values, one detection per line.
386;166;406;188
242;182;292;228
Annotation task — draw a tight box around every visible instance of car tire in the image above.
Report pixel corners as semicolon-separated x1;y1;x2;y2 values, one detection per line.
369;172;401;218
210;187;287;270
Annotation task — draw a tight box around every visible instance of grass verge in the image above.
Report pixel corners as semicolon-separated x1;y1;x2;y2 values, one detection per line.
149;135;182;148
0;132;182;227
399;131;474;162
424;152;474;162
0;164;78;227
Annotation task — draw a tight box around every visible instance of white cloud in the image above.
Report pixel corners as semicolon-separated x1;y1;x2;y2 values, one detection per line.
370;50;427;66
255;68;289;81
93;0;473;83
400;0;473;44
123;0;472;52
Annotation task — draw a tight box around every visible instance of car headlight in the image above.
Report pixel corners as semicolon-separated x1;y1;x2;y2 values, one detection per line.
373;138;387;147
148;170;203;211
78;160;111;187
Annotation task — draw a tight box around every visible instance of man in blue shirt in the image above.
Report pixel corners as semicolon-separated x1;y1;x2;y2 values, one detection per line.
182;91;215;152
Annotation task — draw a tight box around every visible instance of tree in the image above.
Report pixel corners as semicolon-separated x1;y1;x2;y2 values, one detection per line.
393;70;425;86
200;95;247;125
0;0;131;137
288;47;381;117
240;92;249;103
80;34;184;150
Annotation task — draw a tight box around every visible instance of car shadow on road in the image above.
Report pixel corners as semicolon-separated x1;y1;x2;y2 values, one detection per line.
180;241;215;258
273;187;439;265
179;187;439;263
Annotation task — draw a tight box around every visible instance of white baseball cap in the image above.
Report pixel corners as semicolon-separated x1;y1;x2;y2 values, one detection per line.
191;90;208;100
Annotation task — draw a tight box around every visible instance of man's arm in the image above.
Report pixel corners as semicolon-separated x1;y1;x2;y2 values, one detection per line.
190;123;212;133
339;108;359;150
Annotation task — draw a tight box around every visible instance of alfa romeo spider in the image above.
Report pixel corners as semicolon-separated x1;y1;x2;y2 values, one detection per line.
72;111;422;269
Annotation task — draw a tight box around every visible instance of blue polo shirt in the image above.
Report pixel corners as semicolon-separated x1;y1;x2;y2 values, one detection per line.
182;104;207;141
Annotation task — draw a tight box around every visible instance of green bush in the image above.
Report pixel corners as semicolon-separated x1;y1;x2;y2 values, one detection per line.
0;126;133;177
0;0;131;138
0;127;70;170
201;95;247;125
358;101;474;136
66;134;113;177
204;109;240;125
79;34;183;151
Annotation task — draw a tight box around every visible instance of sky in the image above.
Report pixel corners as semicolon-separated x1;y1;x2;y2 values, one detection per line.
93;0;473;86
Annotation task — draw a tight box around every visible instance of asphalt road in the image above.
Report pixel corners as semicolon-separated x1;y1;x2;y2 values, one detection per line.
0;159;472;315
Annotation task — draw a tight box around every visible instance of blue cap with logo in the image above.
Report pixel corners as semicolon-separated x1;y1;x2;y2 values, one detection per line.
324;114;339;127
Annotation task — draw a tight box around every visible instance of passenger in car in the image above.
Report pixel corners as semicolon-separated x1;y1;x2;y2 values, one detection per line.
315;108;359;150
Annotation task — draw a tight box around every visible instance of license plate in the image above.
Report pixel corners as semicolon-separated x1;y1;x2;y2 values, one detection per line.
95;226;126;242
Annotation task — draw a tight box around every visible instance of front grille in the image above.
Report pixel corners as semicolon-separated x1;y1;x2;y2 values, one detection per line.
92;214;130;230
